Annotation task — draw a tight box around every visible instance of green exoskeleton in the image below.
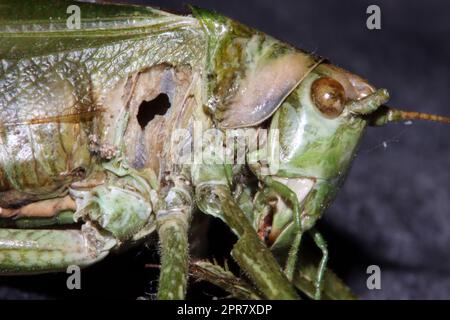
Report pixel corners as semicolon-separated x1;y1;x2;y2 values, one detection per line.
1;0;449;300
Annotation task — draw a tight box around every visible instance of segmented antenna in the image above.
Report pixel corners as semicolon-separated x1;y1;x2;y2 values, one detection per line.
369;105;450;126
388;109;450;124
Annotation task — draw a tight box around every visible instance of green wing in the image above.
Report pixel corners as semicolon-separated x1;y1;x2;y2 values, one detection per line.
0;0;206;203
0;0;206;122
0;0;206;132
0;0;204;59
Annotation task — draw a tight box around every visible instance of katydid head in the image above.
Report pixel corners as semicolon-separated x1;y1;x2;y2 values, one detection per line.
269;63;386;180
269;60;450;182
312;63;389;118
260;63;450;250
270;61;450;182
315;63;450;126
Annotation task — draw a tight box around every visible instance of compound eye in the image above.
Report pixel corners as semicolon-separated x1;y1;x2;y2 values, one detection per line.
311;77;346;118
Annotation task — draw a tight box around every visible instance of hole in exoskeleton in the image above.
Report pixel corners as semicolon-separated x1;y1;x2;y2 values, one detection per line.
137;93;171;129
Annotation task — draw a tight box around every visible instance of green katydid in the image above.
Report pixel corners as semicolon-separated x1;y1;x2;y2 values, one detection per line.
1;0;449;299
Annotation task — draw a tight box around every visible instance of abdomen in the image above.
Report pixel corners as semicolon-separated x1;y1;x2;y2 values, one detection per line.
0;67;96;207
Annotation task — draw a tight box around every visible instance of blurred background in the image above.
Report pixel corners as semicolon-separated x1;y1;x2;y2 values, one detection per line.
1;0;450;299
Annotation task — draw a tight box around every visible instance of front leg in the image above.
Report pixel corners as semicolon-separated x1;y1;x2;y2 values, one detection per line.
216;187;299;299
263;176;305;281
156;182;193;300
253;176;332;299
192;160;298;299
156;207;191;300
310;228;328;300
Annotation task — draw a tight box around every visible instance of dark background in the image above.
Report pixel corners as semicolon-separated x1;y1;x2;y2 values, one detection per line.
1;0;450;300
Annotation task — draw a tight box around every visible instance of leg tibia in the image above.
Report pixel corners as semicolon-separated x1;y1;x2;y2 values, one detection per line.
311;229;328;300
157;210;190;300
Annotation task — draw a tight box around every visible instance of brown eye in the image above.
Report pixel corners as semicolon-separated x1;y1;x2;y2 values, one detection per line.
311;77;346;118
